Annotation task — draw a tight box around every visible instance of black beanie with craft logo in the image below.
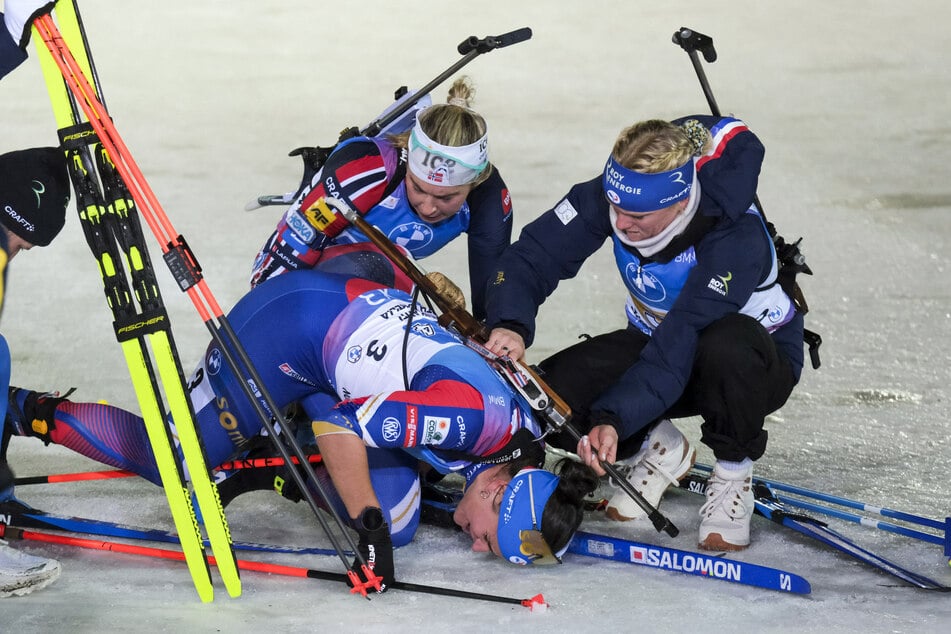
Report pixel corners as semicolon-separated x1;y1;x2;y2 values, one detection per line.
0;146;70;247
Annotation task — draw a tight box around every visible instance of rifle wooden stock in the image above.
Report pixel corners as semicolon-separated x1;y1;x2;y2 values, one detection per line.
346;213;489;339
343;209;570;420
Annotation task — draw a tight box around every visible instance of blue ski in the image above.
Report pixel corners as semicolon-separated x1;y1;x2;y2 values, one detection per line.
0;504;339;557
681;472;949;591
0;484;471;558
423;479;811;593
690;463;948;552
0;481;472;558
753;495;949;591
568;531;810;594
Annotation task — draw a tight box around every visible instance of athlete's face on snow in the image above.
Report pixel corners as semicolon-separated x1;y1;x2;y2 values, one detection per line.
453;474;507;558
611;199;686;241
405;172;472;223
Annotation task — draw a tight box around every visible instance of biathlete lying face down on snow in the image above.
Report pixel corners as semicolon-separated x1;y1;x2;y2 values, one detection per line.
250;77;512;321
3;244;598;589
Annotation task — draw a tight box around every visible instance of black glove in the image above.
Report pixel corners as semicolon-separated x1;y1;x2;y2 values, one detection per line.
4;1;56;49
349;506;394;593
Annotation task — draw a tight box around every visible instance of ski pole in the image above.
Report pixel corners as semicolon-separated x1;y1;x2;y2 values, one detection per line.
14;468;137;485
14;454;325;487
763;480;947;532
709;467;950;558
34;14;379;594
332;200;678;537
1;505;340;557
692;463;947;532
752;493;949;591
680;473;949;590
688;466;950;558
0;525;549;609
770;494;946;548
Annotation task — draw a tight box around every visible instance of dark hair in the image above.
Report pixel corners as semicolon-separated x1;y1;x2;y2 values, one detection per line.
503;456;599;555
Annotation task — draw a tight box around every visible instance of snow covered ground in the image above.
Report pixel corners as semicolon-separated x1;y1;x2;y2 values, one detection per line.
2;1;950;631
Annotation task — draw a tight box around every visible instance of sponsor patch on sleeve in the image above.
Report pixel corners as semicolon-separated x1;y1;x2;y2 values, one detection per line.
404;405;418;447
501;188;513;218
421;415;451;444
554;199;578;225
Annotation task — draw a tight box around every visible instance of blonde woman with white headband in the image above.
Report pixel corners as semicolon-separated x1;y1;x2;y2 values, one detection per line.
251;77;511;320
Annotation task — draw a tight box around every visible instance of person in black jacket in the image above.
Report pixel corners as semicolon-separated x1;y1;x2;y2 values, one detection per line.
483;116;805;551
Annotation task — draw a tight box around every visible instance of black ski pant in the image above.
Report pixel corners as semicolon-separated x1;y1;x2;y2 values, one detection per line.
537;313;797;462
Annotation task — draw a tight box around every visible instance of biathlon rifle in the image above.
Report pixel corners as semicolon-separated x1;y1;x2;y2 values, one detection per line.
672;26;822;369
251;27;533;210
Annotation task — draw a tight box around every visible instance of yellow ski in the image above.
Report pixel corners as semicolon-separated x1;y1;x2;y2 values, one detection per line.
31;0;240;601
